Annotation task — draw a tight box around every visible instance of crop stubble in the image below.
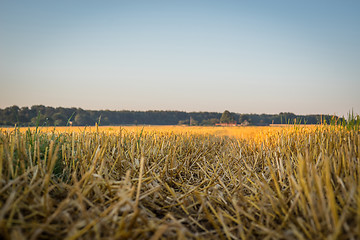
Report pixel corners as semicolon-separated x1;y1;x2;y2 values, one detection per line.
0;125;359;239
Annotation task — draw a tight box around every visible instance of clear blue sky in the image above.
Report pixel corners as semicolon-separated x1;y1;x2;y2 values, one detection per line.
1;1;359;116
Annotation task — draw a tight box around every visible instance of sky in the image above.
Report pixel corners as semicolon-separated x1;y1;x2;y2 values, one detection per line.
0;1;359;116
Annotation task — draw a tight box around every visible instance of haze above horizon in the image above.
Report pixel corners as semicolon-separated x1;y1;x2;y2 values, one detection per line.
1;1;359;117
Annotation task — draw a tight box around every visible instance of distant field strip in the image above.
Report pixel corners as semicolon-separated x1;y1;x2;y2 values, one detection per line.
0;125;316;140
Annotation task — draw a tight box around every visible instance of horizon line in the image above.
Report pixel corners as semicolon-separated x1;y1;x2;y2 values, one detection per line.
1;104;350;117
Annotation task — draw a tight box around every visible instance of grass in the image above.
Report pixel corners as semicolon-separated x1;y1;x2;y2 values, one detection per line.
0;124;359;239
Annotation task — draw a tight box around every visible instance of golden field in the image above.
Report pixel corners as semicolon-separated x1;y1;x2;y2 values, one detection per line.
0;125;316;140
0;125;359;239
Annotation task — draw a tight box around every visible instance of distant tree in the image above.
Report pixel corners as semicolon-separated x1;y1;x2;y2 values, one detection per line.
30;113;48;126
18;107;31;125
190;117;198;126
178;119;190;125
4;105;20;124
52;113;67;126
74;111;93;126
220;110;235;124
239;114;249;124
279;112;296;124
0;105;341;126
201;118;219;126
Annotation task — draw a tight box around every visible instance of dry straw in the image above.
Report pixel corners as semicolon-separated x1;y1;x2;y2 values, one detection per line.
0;125;359;239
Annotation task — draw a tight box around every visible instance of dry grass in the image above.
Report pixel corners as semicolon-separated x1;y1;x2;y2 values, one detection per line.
0;125;359;239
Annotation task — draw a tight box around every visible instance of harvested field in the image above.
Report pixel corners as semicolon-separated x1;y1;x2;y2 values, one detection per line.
0;125;359;239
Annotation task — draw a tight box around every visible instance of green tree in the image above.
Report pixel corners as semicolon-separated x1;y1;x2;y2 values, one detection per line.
239;114;249;124
74;111;93;126
52;113;67;126
190;117;198;126
220;110;235;124
201;118;219;126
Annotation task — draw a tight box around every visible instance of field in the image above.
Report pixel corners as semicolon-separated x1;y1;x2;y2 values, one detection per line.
1;125;291;139
0;125;359;239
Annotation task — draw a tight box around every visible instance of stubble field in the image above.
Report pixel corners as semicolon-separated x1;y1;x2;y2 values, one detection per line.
0;125;359;239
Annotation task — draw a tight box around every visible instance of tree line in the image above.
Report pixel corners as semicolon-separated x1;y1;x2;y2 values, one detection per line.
0;105;340;127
